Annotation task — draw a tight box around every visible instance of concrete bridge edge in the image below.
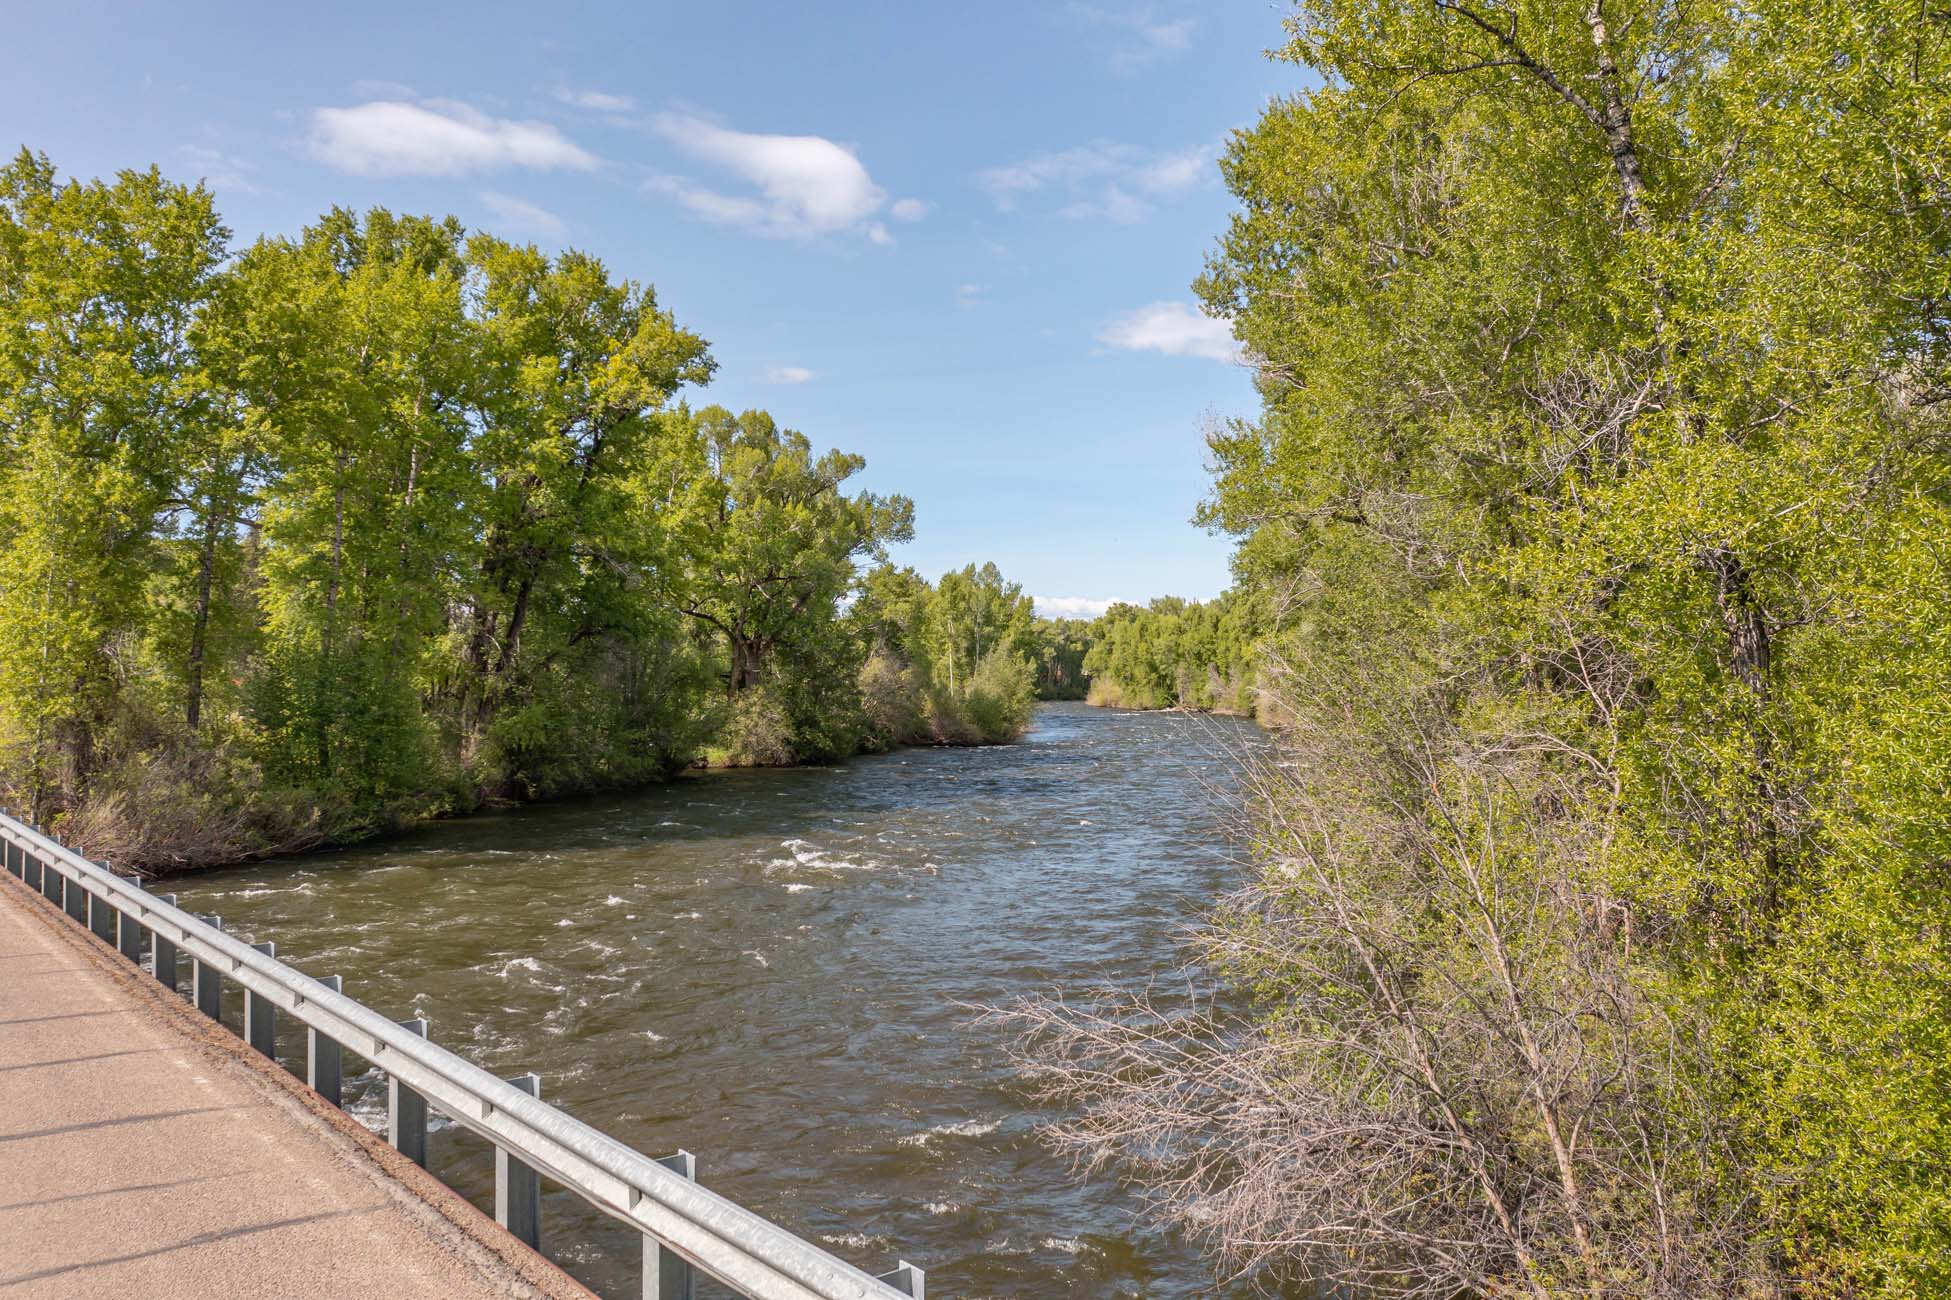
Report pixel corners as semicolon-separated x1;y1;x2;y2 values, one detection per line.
2;873;598;1300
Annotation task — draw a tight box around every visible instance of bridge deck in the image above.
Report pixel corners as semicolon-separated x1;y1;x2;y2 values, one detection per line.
0;879;588;1299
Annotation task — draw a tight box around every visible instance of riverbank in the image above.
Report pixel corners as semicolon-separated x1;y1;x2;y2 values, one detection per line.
1081;685;1263;722
35;710;1039;880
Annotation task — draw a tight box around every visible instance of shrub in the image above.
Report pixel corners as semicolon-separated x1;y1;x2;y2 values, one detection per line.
713;686;796;767
859;651;922;750
962;649;1035;742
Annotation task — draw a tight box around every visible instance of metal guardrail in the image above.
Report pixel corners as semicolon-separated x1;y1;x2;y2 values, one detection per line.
0;810;926;1300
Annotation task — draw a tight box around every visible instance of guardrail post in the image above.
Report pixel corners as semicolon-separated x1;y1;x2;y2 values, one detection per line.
644;1151;698;1300
116;878;143;964
308;975;343;1105
495;1072;543;1249
193;916;224;1020
63;861;85;922
88;884;115;942
245;942;277;1059
3;824;18;877
89;863;119;942
153;894;179;992
35;849;53;900
389;1017;430;1166
25;847;42;892
877;1262;927;1298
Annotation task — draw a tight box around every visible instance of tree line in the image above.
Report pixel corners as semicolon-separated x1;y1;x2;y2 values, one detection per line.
1076;591;1261;714
1008;2;1951;1297
0;150;1035;869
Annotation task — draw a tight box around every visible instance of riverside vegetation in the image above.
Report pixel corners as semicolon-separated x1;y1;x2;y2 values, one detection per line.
9;0;1950;1291
1003;2;1951;1299
0;151;1041;870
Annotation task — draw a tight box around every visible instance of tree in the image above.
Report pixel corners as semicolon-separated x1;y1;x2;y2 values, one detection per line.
650;405;913;700
0;150;228;814
1015;1;1951;1294
927;562;1033;694
230;209;476;803
448;235;712;788
452;237;714;753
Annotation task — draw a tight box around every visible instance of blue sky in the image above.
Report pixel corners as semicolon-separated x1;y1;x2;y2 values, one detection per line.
4;2;1303;615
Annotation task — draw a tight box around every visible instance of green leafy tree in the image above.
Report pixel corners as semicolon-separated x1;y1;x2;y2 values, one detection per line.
0;150;228;813
230;209;476;805
449;235;713;789
650;405;913;701
1016;3;1951;1297
1030;617;1093;700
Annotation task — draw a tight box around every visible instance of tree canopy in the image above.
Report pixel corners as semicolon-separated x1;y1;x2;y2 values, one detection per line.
1009;3;1951;1296
0;150;1034;865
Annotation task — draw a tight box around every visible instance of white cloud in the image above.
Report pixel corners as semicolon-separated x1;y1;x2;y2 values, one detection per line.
1098;301;1239;363
765;365;816;384
480;190;566;237
954;282;986;308
180;145;257;194
648;113;890;241
890;197;931;222
1069;4;1196;74
554;86;636;112
1136;146;1210;193
1035;595;1119;619
1059;183;1150;224
977;139;1212;221
310;99;598;177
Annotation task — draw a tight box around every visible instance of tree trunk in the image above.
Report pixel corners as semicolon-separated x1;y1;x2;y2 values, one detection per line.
1584;0;1650;233
497;575;533;678
318;473;345;777
727;635;762;699
185;493;222;732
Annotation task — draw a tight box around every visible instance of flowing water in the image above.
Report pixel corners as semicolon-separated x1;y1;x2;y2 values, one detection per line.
168;702;1268;1298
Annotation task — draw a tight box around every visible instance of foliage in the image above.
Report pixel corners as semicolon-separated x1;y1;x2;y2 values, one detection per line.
1011;1;1951;1296
849;561;1038;746
1081;592;1261;713
1029;617;1093;700
0;151;1037;861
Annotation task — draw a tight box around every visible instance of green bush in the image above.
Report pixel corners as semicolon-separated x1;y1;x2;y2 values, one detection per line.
712;686;796;767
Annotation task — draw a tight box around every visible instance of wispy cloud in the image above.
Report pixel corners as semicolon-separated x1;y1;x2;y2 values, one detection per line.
1098;301;1239;363
480;190;566;237
647;113;898;243
1035;595;1120;619
890;197;931;222
180;145;257;194
977;139;1213;222
953;282;986;309
765;365;816;384
1069;4;1195;74
554;86;636;112
309;98;598;177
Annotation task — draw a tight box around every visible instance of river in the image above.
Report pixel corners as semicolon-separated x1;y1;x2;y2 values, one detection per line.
168;702;1267;1298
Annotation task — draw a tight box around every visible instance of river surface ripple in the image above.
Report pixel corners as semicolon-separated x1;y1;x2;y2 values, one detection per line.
170;702;1268;1298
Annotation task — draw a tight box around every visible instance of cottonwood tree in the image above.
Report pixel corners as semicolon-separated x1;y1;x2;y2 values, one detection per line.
647;404;913;701
927;561;1033;693
450;236;713;788
230;209;476;803
1017;0;1951;1293
0;150;228;814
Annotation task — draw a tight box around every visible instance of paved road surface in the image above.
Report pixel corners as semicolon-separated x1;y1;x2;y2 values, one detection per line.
0;876;588;1299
